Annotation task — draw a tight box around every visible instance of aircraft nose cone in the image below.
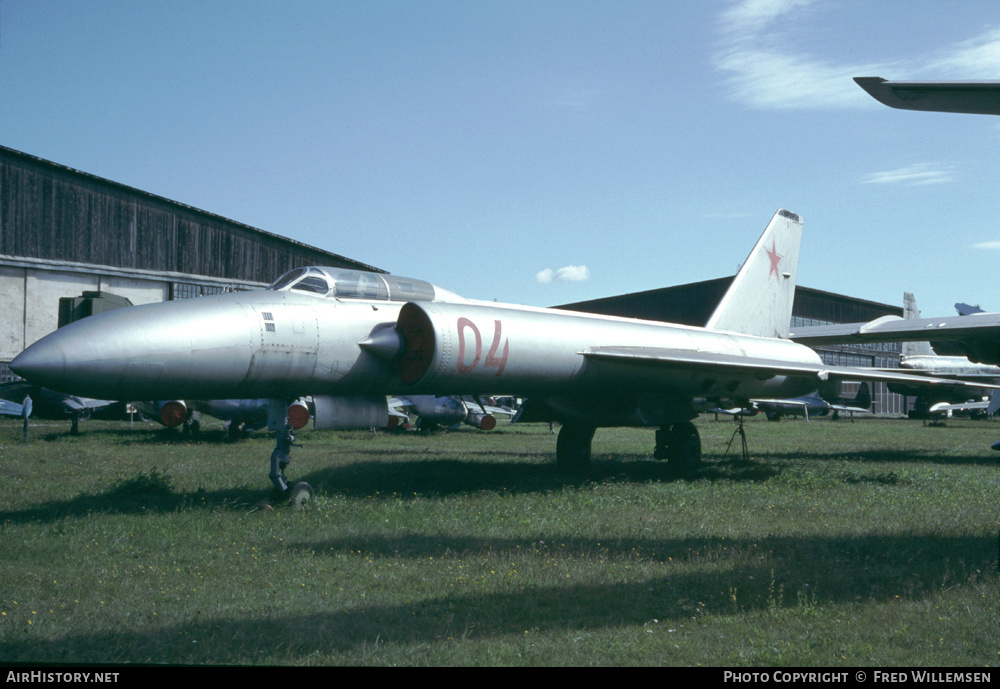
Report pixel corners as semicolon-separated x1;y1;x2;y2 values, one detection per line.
10;336;67;390
10;295;260;400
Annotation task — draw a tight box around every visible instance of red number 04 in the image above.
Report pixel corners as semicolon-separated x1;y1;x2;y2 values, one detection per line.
456;318;509;376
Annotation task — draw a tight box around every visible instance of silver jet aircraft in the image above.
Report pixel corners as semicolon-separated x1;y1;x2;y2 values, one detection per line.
11;210;994;497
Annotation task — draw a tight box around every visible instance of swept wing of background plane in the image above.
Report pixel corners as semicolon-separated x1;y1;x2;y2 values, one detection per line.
855;77;1000;115
871;293;1000;417
894;293;1000;378
0;398;23;416
11;210;997;496
812;79;1000;365
790;313;1000;367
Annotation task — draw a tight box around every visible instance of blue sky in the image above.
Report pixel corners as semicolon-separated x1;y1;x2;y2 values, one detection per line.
1;0;998;319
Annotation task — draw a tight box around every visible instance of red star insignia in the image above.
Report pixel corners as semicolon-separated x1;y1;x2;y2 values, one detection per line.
765;240;783;279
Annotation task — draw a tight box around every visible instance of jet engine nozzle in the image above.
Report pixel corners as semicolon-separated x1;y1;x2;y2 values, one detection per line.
158;400;188;427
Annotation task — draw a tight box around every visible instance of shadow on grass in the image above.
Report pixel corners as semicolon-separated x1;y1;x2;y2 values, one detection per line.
29;427;251;445
2;531;994;664
0;452;772;525
1;441;993;525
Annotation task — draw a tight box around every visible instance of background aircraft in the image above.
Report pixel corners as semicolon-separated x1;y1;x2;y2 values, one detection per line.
710;382;871;422
0;382;118;433
12;210;996;497
955;303;985;316
753;382;872;422
927;394;1000;420
882;293;1000;418
790;78;1000;364
390;395;515;431
790;310;1000;367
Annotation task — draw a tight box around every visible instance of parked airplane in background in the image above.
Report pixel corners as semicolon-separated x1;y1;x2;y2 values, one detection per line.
793;78;1000;364
896;293;1000;379
790;311;1000;368
928;395;1000;420
0;382;118;433
846;293;1000;418
711;382;871;422
955;303;985;316
754;383;872;422
12;210;995;499
391;395;514;431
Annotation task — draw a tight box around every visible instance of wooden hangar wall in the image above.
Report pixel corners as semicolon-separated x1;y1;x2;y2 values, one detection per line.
558;279;911;416
0;145;383;380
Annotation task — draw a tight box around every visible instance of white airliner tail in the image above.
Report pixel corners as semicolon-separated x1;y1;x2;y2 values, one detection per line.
901;292;935;357
705;209;802;339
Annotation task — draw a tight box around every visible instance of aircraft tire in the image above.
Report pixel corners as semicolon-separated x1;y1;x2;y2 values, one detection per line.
556;422;595;473
667;422;701;473
289;481;314;508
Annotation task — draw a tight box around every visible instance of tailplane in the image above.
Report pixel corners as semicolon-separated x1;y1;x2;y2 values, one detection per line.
705;209;802;338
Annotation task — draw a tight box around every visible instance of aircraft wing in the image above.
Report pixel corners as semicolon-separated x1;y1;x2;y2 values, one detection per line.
0;399;23;416
60;396;114;413
789;313;1000;366
826;402;872;415
855;77;1000;115
581;346;1000;391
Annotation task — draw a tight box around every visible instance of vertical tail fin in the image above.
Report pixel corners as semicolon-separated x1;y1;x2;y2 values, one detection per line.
705;209;802;338
901;292;935;357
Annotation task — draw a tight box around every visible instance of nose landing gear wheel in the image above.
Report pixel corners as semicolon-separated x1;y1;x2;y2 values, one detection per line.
289;481;314;508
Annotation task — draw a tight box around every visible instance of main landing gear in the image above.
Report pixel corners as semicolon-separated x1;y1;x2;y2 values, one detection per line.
556;422;596;472
555;421;702;474
654;422;702;472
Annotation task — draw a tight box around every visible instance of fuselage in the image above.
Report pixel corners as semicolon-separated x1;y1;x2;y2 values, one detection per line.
899;355;1000;377
11;266;821;409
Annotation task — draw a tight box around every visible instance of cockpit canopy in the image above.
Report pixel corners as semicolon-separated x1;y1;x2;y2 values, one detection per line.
267;267;439;302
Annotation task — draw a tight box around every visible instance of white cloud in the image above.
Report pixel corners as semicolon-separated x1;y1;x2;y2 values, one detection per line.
535;268;555;284
535;265;590;284
719;0;815;36
861;163;955;186
714;0;1000;109
925;26;1000;77
968;241;1000;250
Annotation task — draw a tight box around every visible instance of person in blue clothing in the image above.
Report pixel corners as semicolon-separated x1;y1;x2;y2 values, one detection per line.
21;394;32;440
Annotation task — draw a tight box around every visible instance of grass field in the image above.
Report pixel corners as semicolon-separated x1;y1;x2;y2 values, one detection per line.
0;414;996;666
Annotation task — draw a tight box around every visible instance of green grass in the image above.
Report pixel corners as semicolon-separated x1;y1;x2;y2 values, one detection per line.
0;414;996;666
